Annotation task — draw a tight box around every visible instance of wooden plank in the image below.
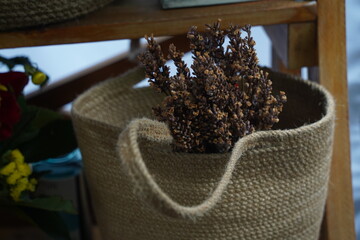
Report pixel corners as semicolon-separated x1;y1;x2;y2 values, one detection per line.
264;22;317;69
0;0;316;49
264;24;288;65
317;0;356;239
288;22;317;68
271;46;301;76
26;53;137;110
26;35;189;110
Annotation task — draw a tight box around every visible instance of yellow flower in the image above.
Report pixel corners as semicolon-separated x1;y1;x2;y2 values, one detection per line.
17;163;31;176
27;178;37;192
10;187;22;202
9;177;38;201
0;162;16;176
7;171;22;185
11;149;25;165
17;177;29;190
2;150;31;185
30;178;37;185
1;149;38;202
31;71;47;85
9;178;28;202
0;84;8;91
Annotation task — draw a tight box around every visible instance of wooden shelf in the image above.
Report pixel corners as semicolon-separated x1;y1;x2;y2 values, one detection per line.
0;0;316;49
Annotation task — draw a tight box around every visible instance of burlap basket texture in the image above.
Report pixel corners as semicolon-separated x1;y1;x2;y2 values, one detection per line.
0;0;113;31
72;67;335;240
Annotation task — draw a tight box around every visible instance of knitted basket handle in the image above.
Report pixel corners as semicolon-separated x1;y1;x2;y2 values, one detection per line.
117;118;253;219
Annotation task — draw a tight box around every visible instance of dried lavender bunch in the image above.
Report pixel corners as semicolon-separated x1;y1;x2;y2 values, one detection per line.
138;20;287;153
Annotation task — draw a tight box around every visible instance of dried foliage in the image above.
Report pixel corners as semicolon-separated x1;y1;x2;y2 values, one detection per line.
139;20;287;153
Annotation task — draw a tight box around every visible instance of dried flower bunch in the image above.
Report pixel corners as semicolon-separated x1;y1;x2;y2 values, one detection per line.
139;20;287;153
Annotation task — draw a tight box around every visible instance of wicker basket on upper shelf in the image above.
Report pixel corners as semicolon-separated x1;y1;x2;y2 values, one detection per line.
161;0;258;9
0;0;114;31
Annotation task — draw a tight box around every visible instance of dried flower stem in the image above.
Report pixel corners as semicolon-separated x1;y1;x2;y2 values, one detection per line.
139;20;287;153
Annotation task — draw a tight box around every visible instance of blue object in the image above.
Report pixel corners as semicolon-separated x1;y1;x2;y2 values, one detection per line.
31;149;83;180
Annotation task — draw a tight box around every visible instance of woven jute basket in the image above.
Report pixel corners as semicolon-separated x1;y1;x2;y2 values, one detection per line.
72;67;335;240
0;0;113;31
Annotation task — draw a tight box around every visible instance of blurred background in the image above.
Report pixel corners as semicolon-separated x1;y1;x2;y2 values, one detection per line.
347;0;360;238
0;0;359;238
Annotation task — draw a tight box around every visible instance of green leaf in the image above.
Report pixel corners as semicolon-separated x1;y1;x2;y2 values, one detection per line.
0;183;10;198
0;197;74;240
0;203;36;224
19;119;78;162
0;190;9;198
18;196;77;214
0;106;63;156
19;206;72;240
0;202;72;240
10;128;39;147
0;107;38;156
0;195;14;206
17;95;28;112
27;105;62;130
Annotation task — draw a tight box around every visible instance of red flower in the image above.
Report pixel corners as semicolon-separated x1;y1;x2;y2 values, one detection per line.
0;72;29;141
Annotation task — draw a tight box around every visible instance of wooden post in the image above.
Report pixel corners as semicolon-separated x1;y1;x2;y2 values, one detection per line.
271;47;301;76
317;0;356;239
264;22;317;70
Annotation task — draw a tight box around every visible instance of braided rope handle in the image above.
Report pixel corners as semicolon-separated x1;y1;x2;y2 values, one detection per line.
117;118;254;219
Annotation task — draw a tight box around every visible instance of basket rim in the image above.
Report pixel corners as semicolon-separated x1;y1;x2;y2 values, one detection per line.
71;67;335;147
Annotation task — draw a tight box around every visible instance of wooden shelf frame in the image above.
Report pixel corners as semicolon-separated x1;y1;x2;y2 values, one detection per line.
0;0;355;240
0;0;316;49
